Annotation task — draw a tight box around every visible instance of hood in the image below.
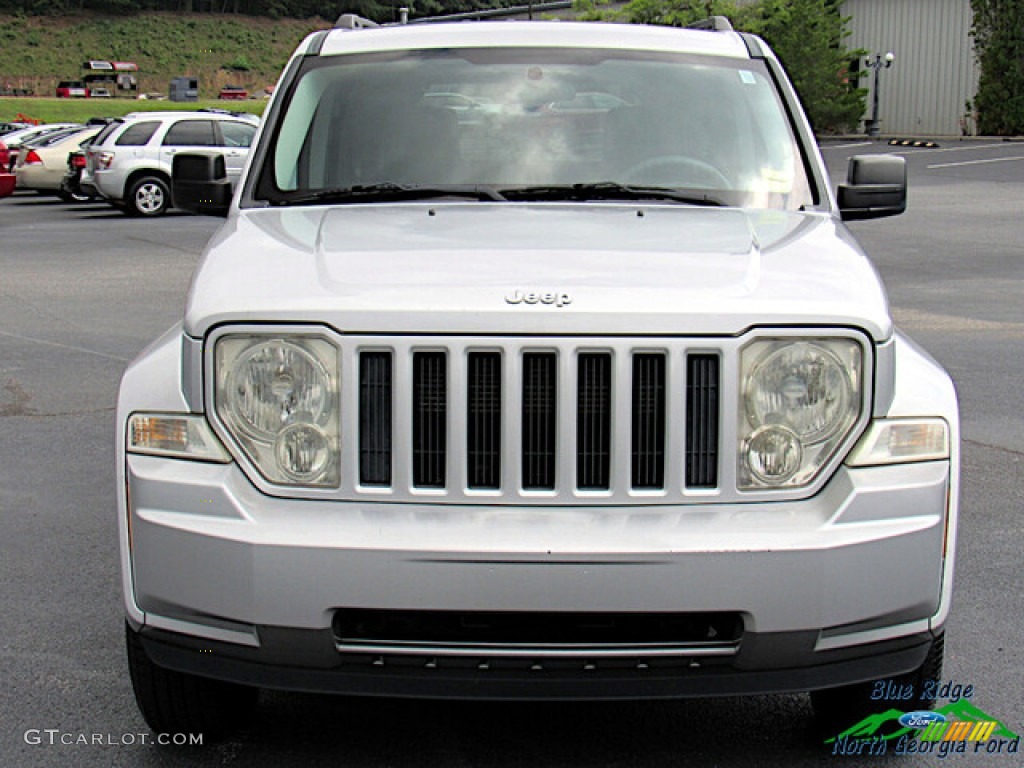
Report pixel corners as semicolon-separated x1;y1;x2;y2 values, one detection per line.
184;203;891;341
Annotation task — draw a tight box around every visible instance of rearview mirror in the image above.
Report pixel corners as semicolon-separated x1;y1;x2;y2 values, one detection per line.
172;152;232;217
837;154;907;221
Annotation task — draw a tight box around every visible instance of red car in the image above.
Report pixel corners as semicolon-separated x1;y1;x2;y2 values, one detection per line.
0;140;14;197
56;80;90;98
219;85;248;100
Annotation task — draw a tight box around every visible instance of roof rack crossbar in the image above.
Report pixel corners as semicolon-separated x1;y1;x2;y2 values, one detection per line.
687;16;734;32
334;13;380;29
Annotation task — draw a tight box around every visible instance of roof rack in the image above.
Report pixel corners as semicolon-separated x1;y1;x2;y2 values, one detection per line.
407;2;572;23
687;16;734;32
334;13;380;29
334;1;572;28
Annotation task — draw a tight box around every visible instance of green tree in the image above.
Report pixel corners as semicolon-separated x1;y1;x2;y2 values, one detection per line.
574;0;738;26
743;0;865;133
575;0;867;133
971;0;1024;135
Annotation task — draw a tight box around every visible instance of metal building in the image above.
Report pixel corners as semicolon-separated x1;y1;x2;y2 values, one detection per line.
842;0;979;136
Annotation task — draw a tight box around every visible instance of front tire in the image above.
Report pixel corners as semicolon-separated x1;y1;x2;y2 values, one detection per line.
125;623;257;737
811;634;945;737
126;176;170;217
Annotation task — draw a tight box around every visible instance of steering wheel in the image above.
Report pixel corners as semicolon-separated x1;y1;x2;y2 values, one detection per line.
621;155;732;189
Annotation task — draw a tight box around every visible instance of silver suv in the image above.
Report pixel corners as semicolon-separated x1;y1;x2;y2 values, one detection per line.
118;16;959;738
84;110;258;216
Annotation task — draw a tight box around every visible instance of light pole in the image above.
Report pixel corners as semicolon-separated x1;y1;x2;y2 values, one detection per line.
865;52;894;137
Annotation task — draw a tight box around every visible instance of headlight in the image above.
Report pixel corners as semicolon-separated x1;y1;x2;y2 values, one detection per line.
739;337;863;489
215;335;339;487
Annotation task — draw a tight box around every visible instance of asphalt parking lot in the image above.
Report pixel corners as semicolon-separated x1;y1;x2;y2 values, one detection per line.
0;138;1022;767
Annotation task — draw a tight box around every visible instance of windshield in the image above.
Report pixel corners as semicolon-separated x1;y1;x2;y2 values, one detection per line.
257;47;814;211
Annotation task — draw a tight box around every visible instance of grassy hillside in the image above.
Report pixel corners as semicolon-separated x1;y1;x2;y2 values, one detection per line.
0;13;329;100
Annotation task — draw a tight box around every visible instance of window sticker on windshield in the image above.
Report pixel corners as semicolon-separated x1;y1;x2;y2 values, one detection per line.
739;70;757;85
760;168;792;193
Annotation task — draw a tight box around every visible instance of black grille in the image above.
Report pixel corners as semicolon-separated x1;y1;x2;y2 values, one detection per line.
632;353;666;489
577;353;612;490
351;342;720;496
522;353;557;490
359;352;392;486
467;352;502;489
335;608;743;646
686;353;719;488
413;352;447;488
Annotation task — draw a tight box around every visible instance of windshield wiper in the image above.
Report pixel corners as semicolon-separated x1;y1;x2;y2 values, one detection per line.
498;182;724;207
275;182;507;205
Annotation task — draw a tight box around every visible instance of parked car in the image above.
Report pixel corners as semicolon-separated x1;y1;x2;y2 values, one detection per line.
219;85;248;100
121;16;958;738
1;123;82;171
1;121;32;137
61;148;97;202
14;126;102;195
55;80;90;98
91;87;113;98
84;111;258;216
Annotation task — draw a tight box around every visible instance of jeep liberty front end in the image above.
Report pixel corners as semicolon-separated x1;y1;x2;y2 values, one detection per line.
117;18;958;736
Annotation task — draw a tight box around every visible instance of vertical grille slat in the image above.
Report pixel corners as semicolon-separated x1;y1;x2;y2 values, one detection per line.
413;352;447;488
359;352;393;486
522;353;557;490
354;340;722;500
577;353;612;490
467;352;502;489
686;353;719;488
632;353;666;489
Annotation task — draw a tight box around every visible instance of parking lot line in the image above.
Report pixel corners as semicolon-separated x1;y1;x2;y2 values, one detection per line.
899;142;1022;155
819;142;873;150
927;155;1024;169
0;329;129;362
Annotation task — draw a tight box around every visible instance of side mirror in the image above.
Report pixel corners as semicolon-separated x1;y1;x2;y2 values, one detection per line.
837;154;907;221
172;152;232;217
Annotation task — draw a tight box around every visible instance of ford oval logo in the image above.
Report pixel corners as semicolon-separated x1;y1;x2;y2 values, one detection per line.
898;711;947;729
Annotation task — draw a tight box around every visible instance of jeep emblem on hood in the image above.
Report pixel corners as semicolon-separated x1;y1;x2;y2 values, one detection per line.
505;289;573;308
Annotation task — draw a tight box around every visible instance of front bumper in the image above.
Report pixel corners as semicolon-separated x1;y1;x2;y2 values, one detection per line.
123;452;951;698
137;622;935;700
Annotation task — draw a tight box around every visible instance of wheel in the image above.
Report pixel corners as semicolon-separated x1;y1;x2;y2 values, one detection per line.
621;155;732;189
125;623;257;737
811;634;945;737
126;175;170;217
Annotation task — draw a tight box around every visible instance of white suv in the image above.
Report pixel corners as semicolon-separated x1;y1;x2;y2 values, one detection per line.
84;110;259;216
120;16;958;739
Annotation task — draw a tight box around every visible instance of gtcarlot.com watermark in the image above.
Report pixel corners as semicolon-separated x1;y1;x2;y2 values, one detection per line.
24;729;203;747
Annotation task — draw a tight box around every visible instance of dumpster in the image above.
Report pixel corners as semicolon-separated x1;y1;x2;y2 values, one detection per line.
169;77;199;102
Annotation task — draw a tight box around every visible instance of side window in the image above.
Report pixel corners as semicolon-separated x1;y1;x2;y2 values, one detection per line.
93;121;123;146
162;120;217;147
115;121;159;147
219;121;257;148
